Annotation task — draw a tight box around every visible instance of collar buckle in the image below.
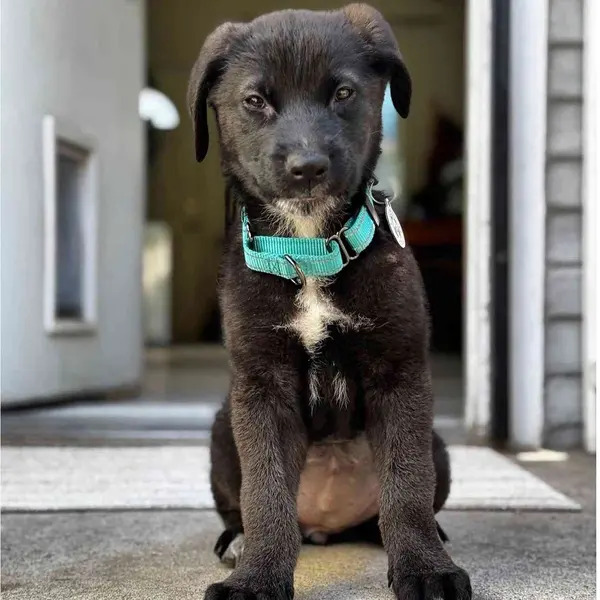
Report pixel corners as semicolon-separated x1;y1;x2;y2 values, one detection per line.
326;226;357;266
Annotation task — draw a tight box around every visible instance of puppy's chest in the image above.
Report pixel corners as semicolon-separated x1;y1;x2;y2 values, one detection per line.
281;278;373;417
284;279;371;351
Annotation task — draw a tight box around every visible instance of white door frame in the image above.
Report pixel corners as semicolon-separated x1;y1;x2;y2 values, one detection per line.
465;0;549;448
507;0;548;449
582;0;598;454
464;0;493;440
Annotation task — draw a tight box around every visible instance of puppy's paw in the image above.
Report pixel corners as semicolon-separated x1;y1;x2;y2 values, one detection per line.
389;566;471;600
214;529;237;560
204;579;293;600
214;531;245;568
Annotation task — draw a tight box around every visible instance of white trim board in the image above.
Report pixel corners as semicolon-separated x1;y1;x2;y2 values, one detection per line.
507;0;548;449
582;0;598;454
464;0;493;440
0;446;580;512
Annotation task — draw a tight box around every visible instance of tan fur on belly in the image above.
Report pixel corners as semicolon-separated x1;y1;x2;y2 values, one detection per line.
297;435;380;536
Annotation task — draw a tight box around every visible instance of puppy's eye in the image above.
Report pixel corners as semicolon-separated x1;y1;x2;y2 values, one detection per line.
334;87;354;102
243;95;266;110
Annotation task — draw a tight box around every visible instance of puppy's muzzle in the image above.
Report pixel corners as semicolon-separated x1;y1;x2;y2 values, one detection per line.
285;151;330;188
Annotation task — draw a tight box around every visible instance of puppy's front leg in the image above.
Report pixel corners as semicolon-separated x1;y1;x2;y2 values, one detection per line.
366;367;472;600
205;372;306;600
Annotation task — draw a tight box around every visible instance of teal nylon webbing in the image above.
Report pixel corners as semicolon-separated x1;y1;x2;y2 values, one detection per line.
241;204;376;281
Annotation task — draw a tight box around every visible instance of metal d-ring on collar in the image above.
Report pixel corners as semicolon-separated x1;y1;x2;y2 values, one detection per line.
368;177;396;207
245;219;254;247
283;254;306;287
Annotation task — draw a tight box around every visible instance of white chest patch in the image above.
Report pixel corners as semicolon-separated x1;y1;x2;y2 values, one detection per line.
290;280;354;407
285;279;374;352
268;198;374;405
289;279;347;351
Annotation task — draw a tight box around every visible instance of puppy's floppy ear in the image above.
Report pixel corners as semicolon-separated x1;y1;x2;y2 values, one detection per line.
187;22;242;162
342;3;411;118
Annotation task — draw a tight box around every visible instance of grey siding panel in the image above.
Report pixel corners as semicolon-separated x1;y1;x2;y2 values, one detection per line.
548;46;583;97
547;159;582;208
546;266;582;317
544;375;583;448
547;101;582;155
546;212;582;264
546;320;581;375
543;0;584;448
549;0;583;42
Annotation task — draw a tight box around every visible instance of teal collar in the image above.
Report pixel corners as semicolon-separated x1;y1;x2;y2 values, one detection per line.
241;188;380;286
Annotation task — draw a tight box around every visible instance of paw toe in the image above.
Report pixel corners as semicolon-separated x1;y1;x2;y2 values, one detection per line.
441;568;472;600
204;580;292;600
391;567;472;600
204;583;256;600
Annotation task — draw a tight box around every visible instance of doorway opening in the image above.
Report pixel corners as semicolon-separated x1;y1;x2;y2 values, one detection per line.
142;0;467;434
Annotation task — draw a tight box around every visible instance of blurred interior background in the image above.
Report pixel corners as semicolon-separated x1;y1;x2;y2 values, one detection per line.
0;0;596;455
140;0;467;435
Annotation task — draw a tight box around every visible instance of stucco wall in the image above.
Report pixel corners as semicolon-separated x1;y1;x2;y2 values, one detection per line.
1;0;145;403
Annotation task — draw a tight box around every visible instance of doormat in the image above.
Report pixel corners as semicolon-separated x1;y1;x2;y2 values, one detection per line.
1;445;580;512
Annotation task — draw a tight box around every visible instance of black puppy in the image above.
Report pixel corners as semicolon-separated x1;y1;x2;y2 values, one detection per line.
188;5;471;599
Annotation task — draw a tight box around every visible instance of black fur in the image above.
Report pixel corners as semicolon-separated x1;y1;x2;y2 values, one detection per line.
188;5;471;599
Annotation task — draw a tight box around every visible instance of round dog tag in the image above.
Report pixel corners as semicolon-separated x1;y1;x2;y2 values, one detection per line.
385;200;406;248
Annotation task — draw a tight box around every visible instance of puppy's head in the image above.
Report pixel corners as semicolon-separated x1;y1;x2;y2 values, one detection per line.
188;4;410;221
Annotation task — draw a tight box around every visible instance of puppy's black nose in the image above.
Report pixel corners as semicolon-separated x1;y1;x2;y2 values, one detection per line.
286;153;329;184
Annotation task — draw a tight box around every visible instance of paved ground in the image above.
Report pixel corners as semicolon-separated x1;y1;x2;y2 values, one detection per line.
1;452;595;600
1;349;594;598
